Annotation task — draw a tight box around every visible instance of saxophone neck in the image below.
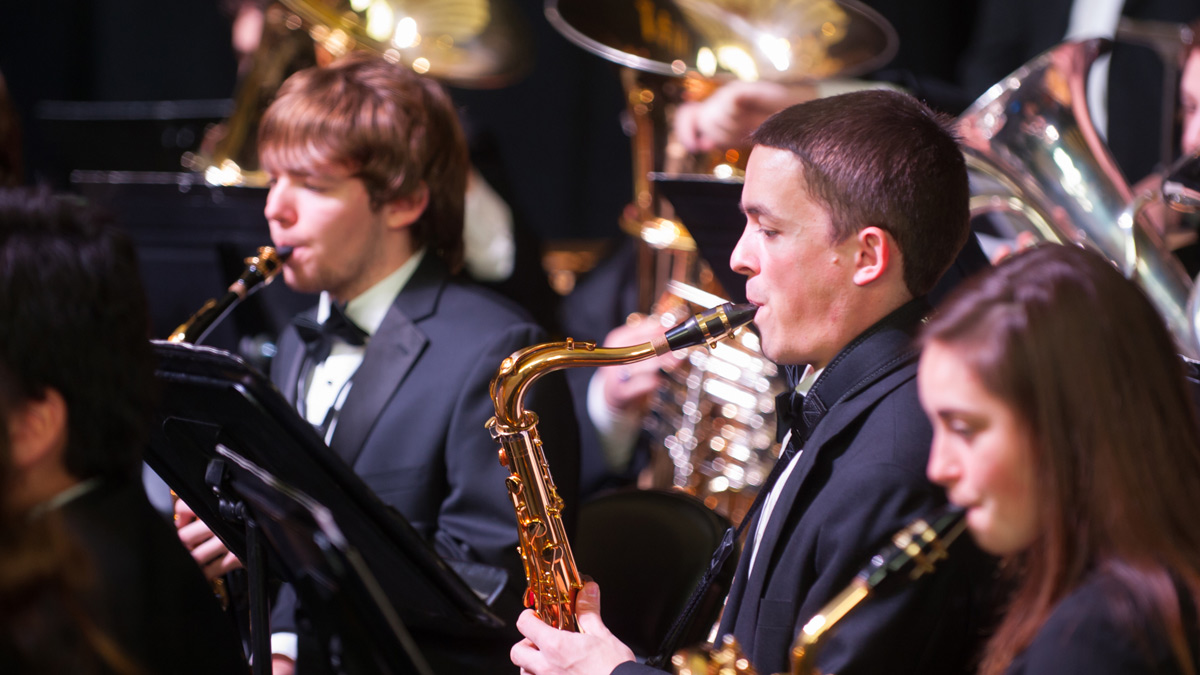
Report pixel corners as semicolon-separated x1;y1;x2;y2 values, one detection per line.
490;338;658;430
489;302;758;430
167;246;291;344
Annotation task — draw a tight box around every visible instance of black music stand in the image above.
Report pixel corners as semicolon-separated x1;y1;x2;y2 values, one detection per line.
145;340;508;675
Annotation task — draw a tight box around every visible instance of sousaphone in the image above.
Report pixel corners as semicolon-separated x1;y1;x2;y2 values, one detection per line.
959;38;1200;359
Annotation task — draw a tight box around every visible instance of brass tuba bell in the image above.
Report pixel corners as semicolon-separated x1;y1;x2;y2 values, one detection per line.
959;38;1200;359
184;0;531;187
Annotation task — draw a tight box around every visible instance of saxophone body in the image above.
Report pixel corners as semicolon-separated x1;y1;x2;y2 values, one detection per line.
488;303;757;631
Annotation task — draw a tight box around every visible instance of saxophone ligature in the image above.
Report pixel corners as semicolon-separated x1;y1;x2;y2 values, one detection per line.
168;246;292;344
488;302;757;631
673;504;967;675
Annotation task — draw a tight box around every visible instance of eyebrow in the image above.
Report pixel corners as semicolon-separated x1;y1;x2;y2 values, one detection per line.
739;202;774;220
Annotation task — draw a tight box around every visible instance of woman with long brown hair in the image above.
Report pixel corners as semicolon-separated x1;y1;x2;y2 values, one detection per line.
918;243;1200;674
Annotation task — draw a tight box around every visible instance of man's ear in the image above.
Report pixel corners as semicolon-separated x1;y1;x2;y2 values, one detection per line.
851;225;893;286
8;389;68;470
382;183;430;231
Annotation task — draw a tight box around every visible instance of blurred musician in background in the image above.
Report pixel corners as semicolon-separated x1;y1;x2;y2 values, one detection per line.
174;52;580;674
0;186;247;673
512;90;995;675
920;243;1200;674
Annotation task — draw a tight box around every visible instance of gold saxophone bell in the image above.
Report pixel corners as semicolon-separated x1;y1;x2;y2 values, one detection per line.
168;246;291;345
489;303;757;631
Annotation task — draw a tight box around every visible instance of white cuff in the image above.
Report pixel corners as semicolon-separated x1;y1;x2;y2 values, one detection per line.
271;632;298;662
587;370;645;472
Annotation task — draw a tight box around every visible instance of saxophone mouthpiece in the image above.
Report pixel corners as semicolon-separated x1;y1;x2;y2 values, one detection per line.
274;246;294;261
859;503;967;589
659;302;757;353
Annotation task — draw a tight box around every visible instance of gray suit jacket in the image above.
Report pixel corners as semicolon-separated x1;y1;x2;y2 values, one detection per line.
270;254;580;672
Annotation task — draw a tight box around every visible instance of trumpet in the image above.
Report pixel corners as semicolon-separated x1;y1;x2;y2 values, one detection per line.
168;246;292;344
489;302;757;630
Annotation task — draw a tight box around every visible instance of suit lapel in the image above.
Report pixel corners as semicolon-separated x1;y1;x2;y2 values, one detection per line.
744;378;903;589
727;298;929;635
274;308;314;406
328;255;446;467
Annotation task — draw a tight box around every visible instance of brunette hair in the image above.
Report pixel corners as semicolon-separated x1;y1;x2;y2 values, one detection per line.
258;52;468;272
751;89;969;297
921;244;1200;675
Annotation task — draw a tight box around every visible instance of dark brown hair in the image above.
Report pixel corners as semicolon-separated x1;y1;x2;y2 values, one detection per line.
0;187;154;481
921;244;1200;675
258;52;468;272
751;89;969;297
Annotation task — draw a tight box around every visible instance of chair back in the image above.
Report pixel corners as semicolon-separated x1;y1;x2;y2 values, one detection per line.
572;488;736;656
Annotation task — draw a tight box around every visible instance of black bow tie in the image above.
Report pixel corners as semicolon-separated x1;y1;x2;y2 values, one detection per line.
293;303;369;365
775;390;802;444
774;388;826;445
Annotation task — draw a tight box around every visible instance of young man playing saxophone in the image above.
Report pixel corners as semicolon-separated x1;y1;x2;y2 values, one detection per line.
175;52;581;675
512;90;994;675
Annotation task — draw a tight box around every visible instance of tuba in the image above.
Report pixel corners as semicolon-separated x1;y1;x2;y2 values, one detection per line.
184;0;530;187
671;505;968;675
958;38;1200;358
488;302;756;631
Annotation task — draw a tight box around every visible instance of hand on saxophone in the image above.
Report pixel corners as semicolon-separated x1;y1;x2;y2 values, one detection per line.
511;581;635;675
174;498;244;580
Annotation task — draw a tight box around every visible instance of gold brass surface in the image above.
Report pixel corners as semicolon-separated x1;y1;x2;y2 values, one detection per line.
489;305;755;631
546;0;896;83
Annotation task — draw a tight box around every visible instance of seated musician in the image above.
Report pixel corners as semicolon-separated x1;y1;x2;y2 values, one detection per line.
920;243;1200;674
0;186;247;673
513;90;996;675
174;52;580;674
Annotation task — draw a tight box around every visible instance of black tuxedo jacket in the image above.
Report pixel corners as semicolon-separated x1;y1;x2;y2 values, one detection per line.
61;475;248;674
1007;568;1200;674
615;300;994;675
269;254;580;671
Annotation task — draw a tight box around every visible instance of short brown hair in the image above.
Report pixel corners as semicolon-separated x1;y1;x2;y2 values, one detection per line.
258;52;468;272
751;90;969;297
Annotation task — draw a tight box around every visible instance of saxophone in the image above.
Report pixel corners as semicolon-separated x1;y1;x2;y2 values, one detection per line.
488;302;757;631
672;504;967;675
168;245;292;344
